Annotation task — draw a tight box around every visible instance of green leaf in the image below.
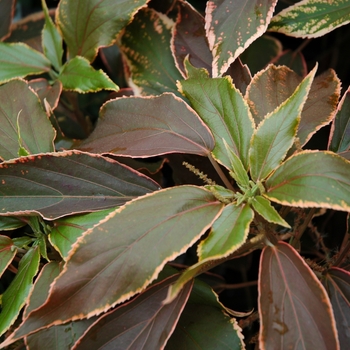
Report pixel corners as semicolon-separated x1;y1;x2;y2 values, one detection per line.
223;139;250;188
166;279;244;349
265;151;350;212
23;262;96;350
259;241;339;349
323;267;350;349
251;195;290;228
0;217;26;231
56;0;148;61
119;7;183;97
79;93;215;157
72;275;193;349
0;235;16;278
239;34;282;75
269;0;350;38
0;151;160;220
172;1;212;76
179;61;255;170
199;203;254;260
41;0;63;71
0;42;51;84
49;208;116;259
58;56;118;93
329;86;350;153
8;186;223;338
205;0;278;77
249;65;317;181
0;0;15;41
0;247;40;337
0;79;55;160
165;203;253;303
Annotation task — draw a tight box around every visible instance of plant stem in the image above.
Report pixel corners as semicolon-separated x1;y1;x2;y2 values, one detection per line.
208;153;234;191
290;208;317;248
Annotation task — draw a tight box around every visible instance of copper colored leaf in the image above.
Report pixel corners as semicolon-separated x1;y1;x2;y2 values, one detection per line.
329;86;350;153
0;151;160;219
298;69;341;147
323;267;350;349
179;61;255;170
0;0;15;40
271;49;307;77
0;79;55;160
205;0;278;77
72;275;193;350
23;262;96;350
0;42;51;83
80;93;214;157
119;7;183;97
265;151;350;212
0;235;16;278
224;57;251;95
172;1;212;77
259;241;339;349
28;79;62;110
166;279;244;349
0;247;40;337
56;0;148;61
7;186;223;340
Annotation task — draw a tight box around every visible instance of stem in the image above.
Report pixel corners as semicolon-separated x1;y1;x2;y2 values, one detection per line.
290;208;317;248
332;239;350;267
208;153;234;191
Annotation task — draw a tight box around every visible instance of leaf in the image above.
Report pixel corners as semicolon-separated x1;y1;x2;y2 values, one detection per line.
329;86;350;153
166;279;244;349
165;203;253;303
323;267;350;350
28;78;62;110
0;0;15;41
41;0;63;72
298;68;341;147
0;216;26;231
0;235;16;278
265;150;350;211
259;241;339;350
179;60;255;170
239;34;282;75
79;93;214;157
119;7;184;97
269;0;350;38
58;56;119;93
246;64;302;125
0;150;160;220
205;0;278;77
56;0;148;61
251;195;290;228
7;186;223;339
0;79;55;160
172;1;212;77
72;275;193;350
0;247;40;337
0;42;51;83
224;57;252;95
22;262;96;350
249;65;317;181
49;208;116;259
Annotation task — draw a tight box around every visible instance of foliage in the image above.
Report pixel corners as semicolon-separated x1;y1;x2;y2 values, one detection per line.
0;0;350;348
